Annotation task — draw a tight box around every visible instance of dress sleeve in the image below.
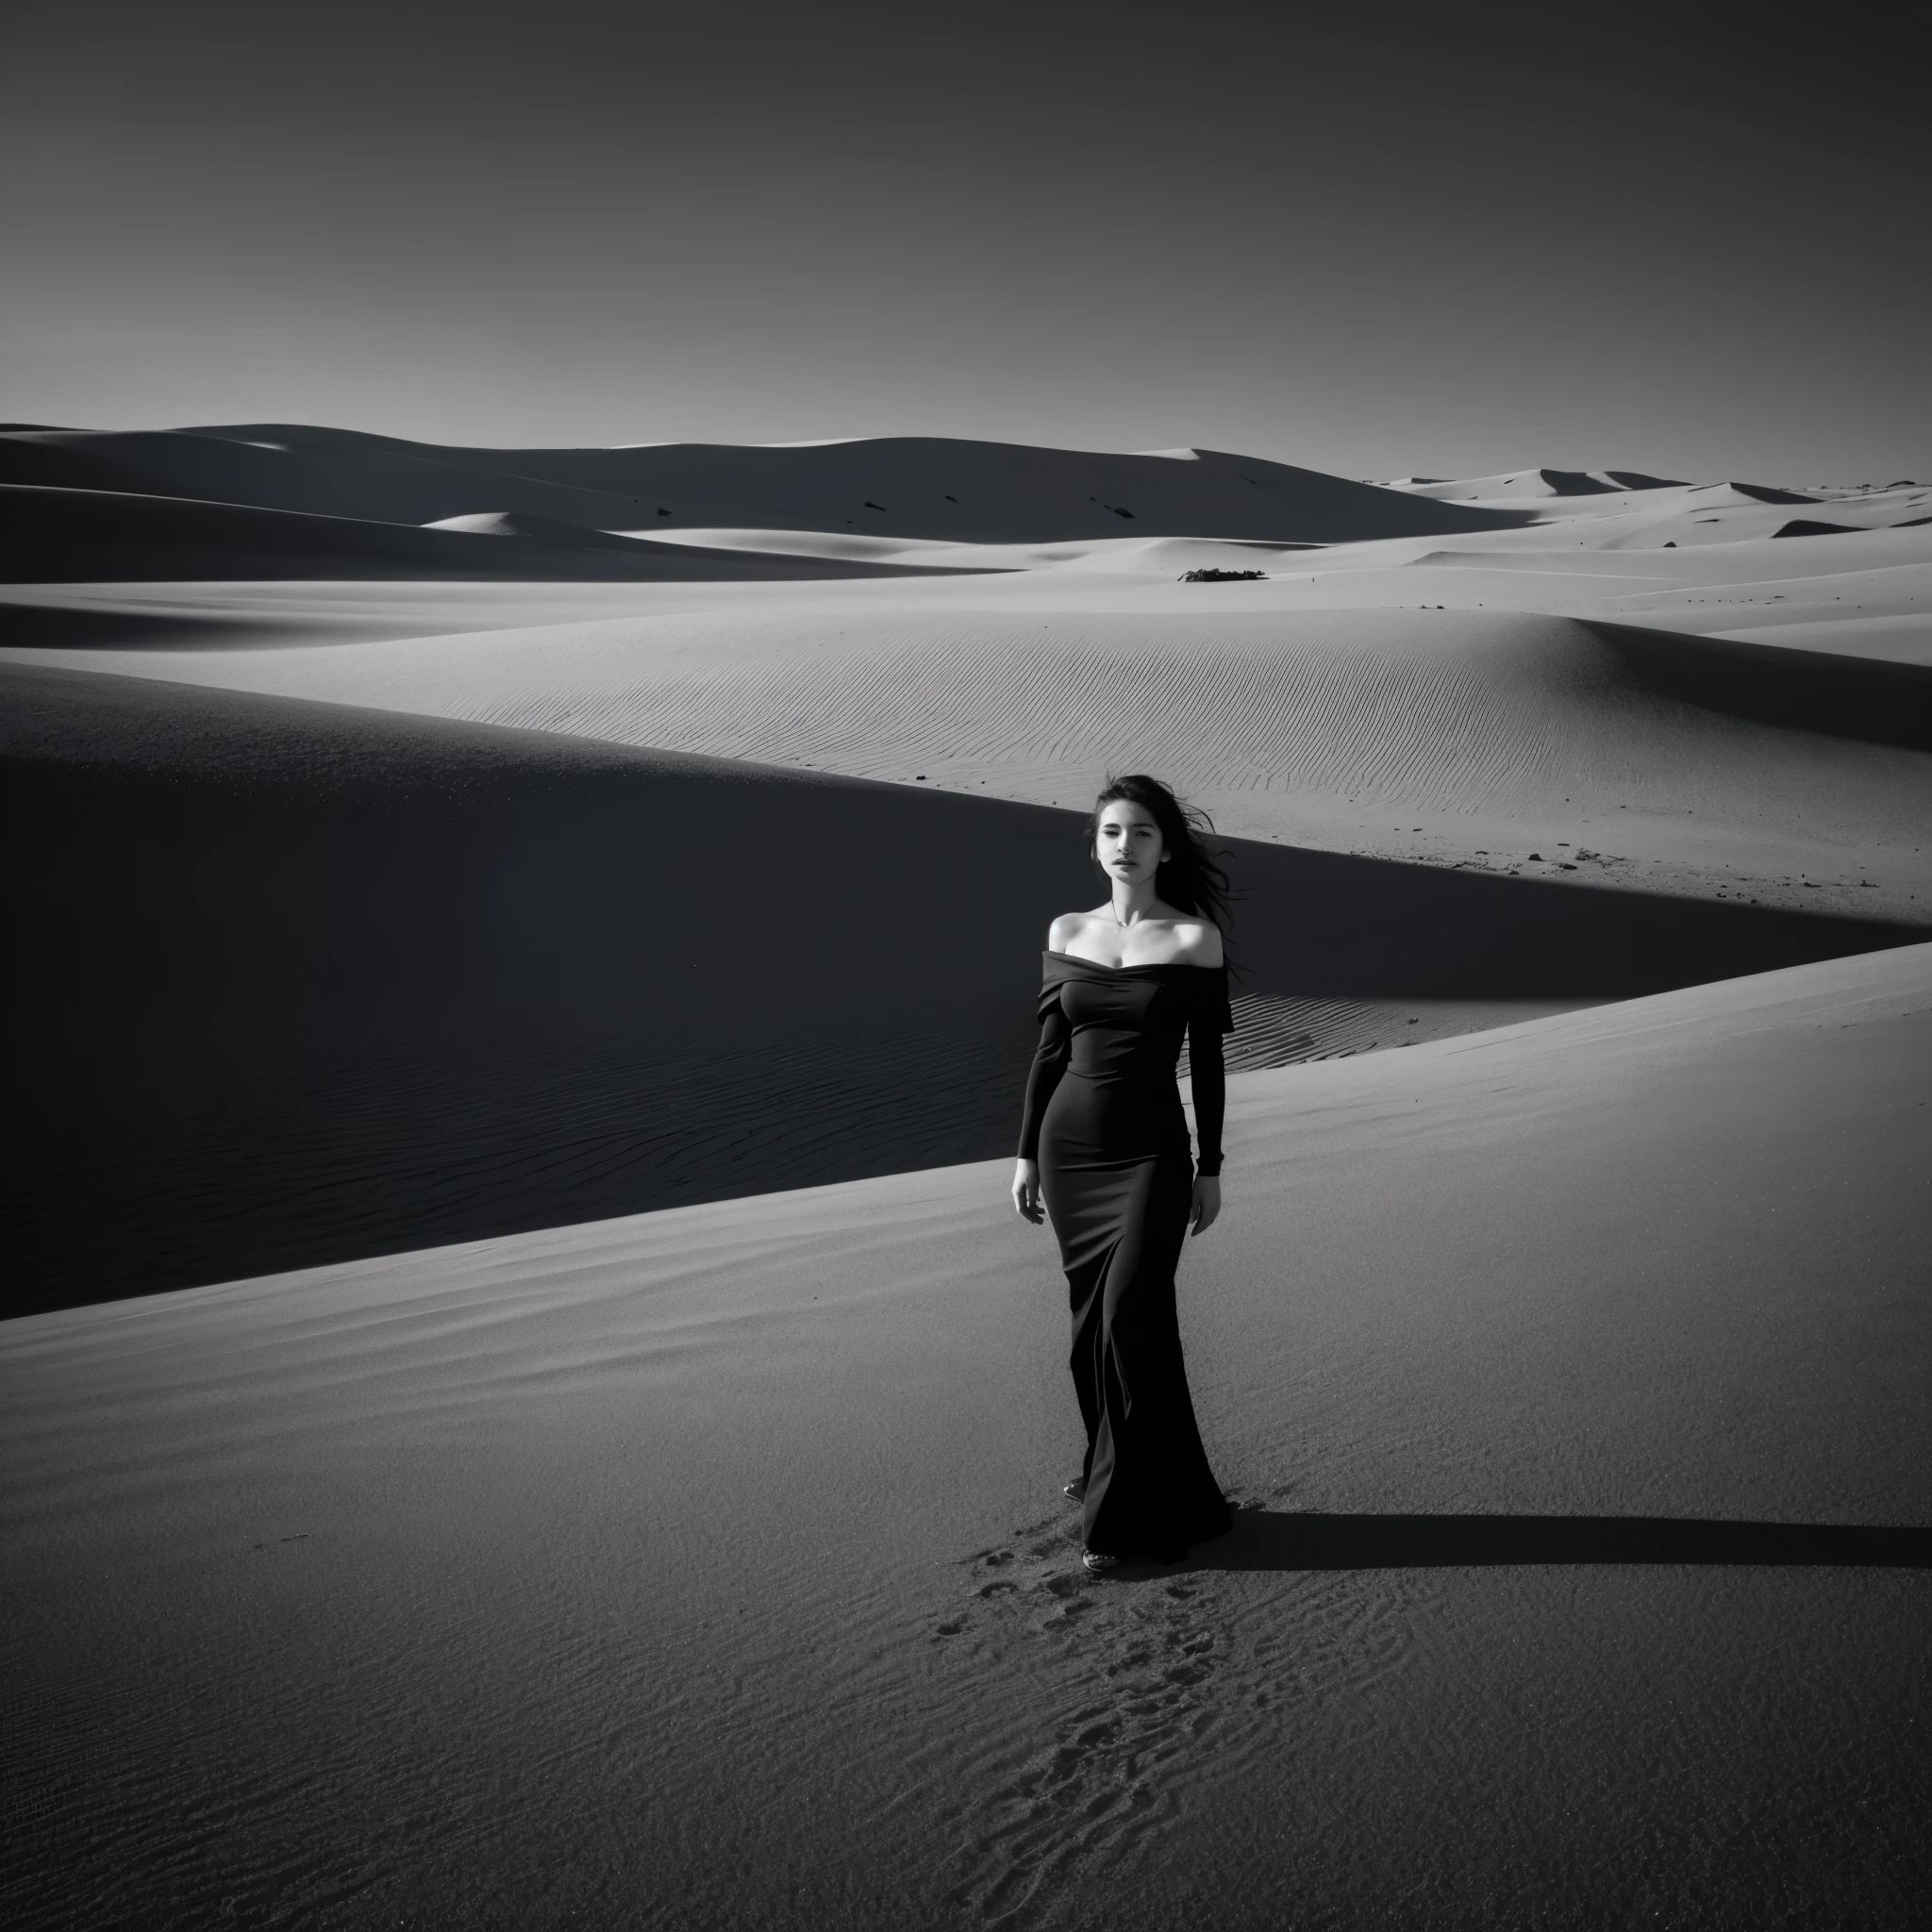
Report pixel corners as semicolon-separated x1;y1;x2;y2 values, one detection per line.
1016;990;1071;1161
1189;969;1231;1177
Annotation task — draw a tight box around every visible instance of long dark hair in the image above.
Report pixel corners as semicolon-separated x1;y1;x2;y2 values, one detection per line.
1086;774;1236;939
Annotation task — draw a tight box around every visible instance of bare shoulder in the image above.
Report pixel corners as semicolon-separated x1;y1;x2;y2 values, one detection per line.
1046;910;1095;953
1170;918;1224;968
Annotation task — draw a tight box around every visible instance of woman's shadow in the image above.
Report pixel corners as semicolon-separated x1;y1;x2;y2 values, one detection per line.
1177;1509;1932;1573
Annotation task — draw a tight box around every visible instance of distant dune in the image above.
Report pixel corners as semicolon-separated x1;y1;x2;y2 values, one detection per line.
0;481;974;584
0;425;1528;565
1391;467;1687;499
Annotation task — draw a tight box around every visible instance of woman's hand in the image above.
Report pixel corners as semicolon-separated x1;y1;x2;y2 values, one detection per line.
1190;1174;1221;1238
1012;1158;1045;1224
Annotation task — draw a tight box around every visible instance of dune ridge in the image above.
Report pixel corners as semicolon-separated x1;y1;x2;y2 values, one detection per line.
0;427;1525;561
1391;467;1689;500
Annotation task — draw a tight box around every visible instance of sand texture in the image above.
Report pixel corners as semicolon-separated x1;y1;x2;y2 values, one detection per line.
4;946;1928;1928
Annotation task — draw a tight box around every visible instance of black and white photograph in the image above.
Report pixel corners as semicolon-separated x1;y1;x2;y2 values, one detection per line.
3;2;1929;1925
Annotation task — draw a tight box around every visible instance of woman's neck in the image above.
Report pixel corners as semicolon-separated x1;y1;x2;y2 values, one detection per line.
1109;882;1162;926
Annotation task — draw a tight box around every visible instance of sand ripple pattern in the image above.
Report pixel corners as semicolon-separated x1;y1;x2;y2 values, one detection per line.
933;1503;1420;1925
473;627;1557;815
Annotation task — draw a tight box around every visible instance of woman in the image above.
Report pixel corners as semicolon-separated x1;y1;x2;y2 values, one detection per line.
1012;774;1236;1574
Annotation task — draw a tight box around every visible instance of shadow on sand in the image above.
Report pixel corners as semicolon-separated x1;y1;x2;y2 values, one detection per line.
1583;618;1932;754
1169;1509;1932;1574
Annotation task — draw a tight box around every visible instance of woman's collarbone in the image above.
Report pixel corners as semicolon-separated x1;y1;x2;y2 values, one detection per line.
1060;911;1210;971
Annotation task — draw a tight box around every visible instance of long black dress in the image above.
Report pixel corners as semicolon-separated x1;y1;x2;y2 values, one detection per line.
1017;950;1235;1562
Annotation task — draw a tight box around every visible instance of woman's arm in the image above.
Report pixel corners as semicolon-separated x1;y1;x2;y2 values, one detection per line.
1016;1000;1070;1164
1187;1002;1225;1236
1012;998;1070;1224
1188;1005;1224;1178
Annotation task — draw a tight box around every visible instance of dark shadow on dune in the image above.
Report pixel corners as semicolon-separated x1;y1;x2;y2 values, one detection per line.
1226;839;1922;1002
1728;481;1820;506
1773;519;1862;540
1581;619;1932;752
5;662;1925;1314
1537;469;1622;496
0;600;319;650
1178;1510;1932;1573
0;483;978;585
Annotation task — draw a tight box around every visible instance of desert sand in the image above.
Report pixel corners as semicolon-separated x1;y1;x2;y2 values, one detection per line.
3;428;1928;1928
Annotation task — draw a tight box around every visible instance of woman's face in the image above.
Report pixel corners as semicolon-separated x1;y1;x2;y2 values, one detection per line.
1094;798;1168;887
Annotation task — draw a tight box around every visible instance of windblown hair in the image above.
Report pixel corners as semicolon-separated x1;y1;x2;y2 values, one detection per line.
1086;774;1236;939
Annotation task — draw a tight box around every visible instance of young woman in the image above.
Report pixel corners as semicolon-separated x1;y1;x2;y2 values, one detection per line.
1012;774;1236;1573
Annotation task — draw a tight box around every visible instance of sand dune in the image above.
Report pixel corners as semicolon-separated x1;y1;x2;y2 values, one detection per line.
0;482;969;584
0;581;831;651
1391;467;1687;500
9;660;1917;1313
1378;475;1932;567
9;520;1924;662
7;442;1924;1010
5;433;1926;676
0;426;1524;546
28;599;1924;924
5;943;1926;1927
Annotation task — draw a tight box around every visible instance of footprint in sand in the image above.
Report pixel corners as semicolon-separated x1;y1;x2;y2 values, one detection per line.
946;1536;1234;1920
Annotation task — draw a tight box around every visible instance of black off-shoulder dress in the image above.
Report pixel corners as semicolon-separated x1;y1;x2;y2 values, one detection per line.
1017;950;1235;1562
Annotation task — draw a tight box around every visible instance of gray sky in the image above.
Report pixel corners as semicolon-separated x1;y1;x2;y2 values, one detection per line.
5;0;1926;480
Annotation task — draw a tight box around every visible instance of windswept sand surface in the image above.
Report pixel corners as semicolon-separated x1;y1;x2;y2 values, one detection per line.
5;947;1928;1928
